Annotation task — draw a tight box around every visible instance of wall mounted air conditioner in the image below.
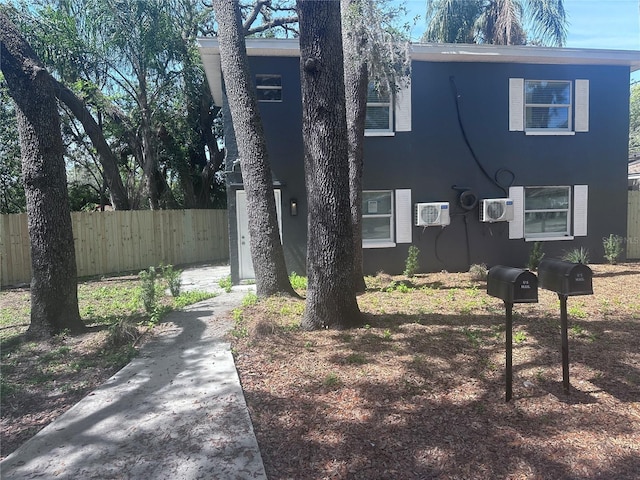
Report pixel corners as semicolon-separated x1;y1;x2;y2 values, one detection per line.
414;202;450;227
480;198;514;223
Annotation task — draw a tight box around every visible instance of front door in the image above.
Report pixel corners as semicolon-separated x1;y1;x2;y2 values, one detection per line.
236;189;282;280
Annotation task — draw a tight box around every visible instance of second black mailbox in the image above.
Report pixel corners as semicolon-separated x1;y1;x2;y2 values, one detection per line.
487;266;538;303
538;258;593;296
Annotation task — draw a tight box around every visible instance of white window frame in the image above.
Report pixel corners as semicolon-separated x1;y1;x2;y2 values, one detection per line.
362;190;395;247
524;80;572;134
365;85;394;136
524;186;572;239
509;185;588;241
509;78;589;135
255;74;282;102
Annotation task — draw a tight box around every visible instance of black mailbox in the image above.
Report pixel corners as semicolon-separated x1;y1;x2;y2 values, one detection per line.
487;266;538;303
538;259;593;296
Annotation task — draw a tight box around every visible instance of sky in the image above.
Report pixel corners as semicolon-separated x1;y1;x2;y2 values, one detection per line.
403;0;640;50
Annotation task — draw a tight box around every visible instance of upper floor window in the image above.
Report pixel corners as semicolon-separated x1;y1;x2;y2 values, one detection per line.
256;74;282;102
509;78;589;135
365;84;393;134
525;80;571;132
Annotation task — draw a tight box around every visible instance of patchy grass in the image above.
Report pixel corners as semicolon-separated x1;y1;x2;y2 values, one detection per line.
0;273;216;459
230;264;640;480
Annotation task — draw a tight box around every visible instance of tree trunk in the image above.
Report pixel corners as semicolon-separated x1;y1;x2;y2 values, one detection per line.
342;0;369;293
297;0;362;329
213;0;295;297
53;79;131;210
0;12;85;337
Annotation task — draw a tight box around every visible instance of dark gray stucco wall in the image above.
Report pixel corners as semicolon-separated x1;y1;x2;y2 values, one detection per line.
227;55;630;277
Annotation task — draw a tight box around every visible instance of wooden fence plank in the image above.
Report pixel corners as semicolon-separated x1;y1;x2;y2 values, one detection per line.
1;210;229;287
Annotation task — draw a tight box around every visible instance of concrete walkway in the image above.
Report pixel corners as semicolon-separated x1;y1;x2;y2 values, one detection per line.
1;265;266;480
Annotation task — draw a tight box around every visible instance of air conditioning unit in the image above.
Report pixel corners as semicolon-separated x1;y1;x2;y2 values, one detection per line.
480;198;514;223
414;202;450;227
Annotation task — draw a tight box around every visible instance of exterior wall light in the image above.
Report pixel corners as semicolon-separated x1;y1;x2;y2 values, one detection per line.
290;198;298;216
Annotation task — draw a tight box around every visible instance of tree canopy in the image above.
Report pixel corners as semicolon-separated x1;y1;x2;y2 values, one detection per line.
423;0;567;46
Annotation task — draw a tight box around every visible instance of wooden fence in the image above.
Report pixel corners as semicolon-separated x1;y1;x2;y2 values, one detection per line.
629;191;640;259
0;209;229;287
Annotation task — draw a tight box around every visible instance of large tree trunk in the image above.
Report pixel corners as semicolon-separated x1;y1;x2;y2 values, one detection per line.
53;79;130;210
213;0;295;297
297;0;362;329
0;12;85;337
342;0;369;293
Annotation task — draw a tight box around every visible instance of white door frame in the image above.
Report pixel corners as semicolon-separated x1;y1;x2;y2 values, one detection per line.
236;189;282;280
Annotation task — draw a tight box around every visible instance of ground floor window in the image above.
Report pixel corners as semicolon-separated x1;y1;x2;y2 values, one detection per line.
524;186;571;238
362;190;394;244
509;185;587;241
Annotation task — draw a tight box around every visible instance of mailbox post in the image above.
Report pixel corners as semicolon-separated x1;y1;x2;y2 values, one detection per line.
487;266;538;402
538;259;593;395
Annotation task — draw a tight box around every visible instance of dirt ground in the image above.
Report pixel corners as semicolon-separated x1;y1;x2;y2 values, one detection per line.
2;264;639;479
231;263;640;480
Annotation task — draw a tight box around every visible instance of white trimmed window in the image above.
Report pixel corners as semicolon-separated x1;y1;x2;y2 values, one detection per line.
509;78;589;134
362;189;413;247
509;185;588;241
363;190;394;244
365;85;393;134
524;186;571;237
256;74;282;102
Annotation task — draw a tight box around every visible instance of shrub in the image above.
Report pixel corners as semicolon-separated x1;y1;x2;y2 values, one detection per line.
603;234;624;264
289;272;308;290
469;263;488;281
218;275;233;293
526;242;545;271
563;247;590;264
138;267;158;313
403;246;420;278
161;264;182;297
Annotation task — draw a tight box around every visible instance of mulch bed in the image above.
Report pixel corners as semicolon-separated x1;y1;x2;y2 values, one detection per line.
232;264;640;479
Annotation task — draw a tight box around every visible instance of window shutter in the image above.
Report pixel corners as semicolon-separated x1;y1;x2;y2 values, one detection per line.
573;185;588;236
509;78;524;131
395;189;412;243
395;80;411;132
574;80;589;132
509;186;524;239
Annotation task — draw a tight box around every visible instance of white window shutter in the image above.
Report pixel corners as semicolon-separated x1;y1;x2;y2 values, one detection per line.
395;189;412;243
575;80;589;133
509;186;524;239
509;78;524;132
395;80;411;132
573;185;588;236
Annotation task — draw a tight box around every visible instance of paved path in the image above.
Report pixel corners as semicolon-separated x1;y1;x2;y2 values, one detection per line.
1;265;266;480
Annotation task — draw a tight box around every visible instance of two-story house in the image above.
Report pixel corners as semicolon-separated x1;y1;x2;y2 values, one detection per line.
198;38;640;282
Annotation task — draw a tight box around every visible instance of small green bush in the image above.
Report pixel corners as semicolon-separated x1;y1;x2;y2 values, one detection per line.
138;267;158;313
161;264;182;297
218;275;233;293
289;272;308;290
563;247;590;264
403;246;420;278
526;242;545;271
603;234;624;264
